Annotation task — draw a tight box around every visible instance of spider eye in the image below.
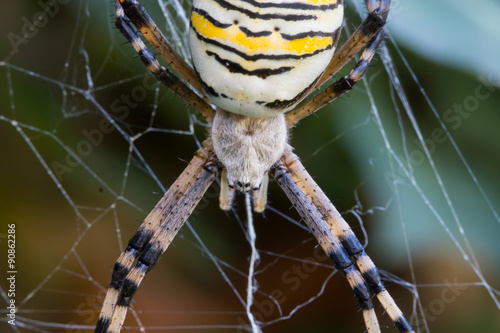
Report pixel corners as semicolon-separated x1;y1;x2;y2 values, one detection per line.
237;180;251;188
236;181;252;191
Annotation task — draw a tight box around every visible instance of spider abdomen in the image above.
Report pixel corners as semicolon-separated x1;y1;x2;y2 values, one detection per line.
189;0;344;118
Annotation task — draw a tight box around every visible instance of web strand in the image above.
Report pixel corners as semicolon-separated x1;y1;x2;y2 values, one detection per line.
1;1;499;332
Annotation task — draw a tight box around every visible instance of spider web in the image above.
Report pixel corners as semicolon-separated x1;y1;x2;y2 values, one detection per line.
1;1;499;332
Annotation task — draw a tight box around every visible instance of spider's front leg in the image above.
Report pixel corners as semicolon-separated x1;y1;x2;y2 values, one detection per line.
271;149;415;333
95;142;220;333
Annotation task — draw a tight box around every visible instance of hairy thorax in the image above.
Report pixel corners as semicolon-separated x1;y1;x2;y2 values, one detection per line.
211;109;288;192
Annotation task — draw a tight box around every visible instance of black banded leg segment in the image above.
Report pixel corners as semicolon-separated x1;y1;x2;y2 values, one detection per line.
117;0;202;93
317;0;390;87
280;151;414;332
115;1;215;122
271;151;381;333
95;144;220;333
286;30;386;127
271;150;414;333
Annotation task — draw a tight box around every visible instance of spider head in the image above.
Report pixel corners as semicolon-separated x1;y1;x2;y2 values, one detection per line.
234;180;252;193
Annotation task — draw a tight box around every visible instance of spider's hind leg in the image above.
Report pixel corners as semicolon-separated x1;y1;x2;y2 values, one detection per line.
318;0;390;87
286;30;386;127
115;0;215;122
117;0;200;92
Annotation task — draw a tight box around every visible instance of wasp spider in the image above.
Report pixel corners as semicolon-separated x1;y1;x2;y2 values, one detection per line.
95;0;414;332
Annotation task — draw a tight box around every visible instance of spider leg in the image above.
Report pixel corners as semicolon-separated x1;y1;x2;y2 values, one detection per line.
95;143;220;333
116;1;215;122
117;0;201;93
318;0;390;87
286;29;385;127
271;149;414;333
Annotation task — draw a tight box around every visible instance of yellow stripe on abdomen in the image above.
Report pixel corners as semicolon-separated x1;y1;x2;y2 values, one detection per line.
191;11;333;56
189;0;344;118
304;0;338;5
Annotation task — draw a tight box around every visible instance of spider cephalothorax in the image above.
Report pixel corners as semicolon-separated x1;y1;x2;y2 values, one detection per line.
96;1;414;332
211;110;287;192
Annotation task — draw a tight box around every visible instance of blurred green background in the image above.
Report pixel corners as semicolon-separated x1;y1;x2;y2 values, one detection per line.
1;0;499;332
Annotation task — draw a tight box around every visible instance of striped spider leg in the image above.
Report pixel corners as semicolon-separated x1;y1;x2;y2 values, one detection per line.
96;0;415;332
96;143;220;333
271;149;414;333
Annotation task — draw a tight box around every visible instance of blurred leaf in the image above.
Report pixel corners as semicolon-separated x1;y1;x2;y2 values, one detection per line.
388;0;500;82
